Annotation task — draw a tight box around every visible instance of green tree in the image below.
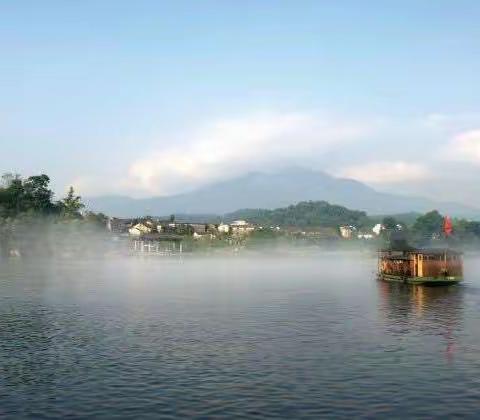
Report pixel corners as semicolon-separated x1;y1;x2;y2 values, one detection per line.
60;186;85;219
382;216;398;231
0;173;23;216
225;201;369;229
412;210;444;242
84;211;108;227
454;219;480;243
23;174;56;214
0;173;58;217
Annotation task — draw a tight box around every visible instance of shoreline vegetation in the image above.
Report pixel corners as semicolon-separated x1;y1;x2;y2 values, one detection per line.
2;173;480;259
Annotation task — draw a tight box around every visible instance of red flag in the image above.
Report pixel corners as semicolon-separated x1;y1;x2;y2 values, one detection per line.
443;216;453;237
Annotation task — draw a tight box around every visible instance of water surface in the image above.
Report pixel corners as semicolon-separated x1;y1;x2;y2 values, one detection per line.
1;254;480;418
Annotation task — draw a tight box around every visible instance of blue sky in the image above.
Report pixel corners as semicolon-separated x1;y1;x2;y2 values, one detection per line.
2;1;480;205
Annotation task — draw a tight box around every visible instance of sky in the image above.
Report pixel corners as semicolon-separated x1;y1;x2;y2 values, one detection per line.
2;1;480;206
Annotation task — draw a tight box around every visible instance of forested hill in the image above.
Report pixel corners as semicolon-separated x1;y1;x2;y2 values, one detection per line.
225;201;370;228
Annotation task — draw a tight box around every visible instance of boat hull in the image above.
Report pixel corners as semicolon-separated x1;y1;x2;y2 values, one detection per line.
378;273;462;285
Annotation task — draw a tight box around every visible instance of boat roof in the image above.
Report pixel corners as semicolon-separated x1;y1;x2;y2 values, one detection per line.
379;247;462;255
415;248;462;255
382;255;411;261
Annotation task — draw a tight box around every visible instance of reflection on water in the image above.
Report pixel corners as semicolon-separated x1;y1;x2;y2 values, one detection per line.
2;255;480;418
378;281;464;362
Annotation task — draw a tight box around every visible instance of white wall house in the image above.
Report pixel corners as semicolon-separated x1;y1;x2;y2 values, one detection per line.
339;225;356;239
230;220;255;234
218;223;230;234
372;223;384;236
129;223;153;236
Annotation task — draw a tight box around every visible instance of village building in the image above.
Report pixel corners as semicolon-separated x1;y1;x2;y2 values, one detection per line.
218;223;230;234
189;223;209;234
129;222;154;236
372;223;383;236
229;220;255;235
107;217;133;234
339;225;356;239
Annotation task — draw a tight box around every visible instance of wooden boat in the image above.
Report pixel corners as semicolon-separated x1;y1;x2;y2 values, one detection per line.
378;248;463;285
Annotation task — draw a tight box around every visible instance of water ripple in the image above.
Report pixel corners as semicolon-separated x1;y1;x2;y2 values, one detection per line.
1;256;480;418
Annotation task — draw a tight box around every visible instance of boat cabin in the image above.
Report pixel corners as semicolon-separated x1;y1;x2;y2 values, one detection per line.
378;248;463;284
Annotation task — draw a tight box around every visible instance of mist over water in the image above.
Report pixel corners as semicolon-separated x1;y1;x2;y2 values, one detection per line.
1;254;480;418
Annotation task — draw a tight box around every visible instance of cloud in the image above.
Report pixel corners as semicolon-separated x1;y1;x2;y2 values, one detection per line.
336;161;431;184
121;111;377;196
442;129;480;163
67;176;111;197
67;109;480;208
424;113;480;130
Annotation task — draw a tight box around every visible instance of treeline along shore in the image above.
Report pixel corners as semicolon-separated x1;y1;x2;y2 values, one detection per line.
2;172;480;258
0;173;109;258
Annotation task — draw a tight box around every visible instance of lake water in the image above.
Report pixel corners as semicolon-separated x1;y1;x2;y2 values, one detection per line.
1;254;480;419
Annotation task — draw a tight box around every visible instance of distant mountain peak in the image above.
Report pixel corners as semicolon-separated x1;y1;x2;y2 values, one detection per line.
85;169;479;218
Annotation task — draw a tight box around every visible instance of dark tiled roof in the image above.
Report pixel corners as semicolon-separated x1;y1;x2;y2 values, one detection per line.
133;233;183;241
416;248;462;255
379;248;462;255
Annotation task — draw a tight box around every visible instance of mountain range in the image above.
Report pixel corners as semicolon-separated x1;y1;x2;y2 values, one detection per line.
85;168;479;218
